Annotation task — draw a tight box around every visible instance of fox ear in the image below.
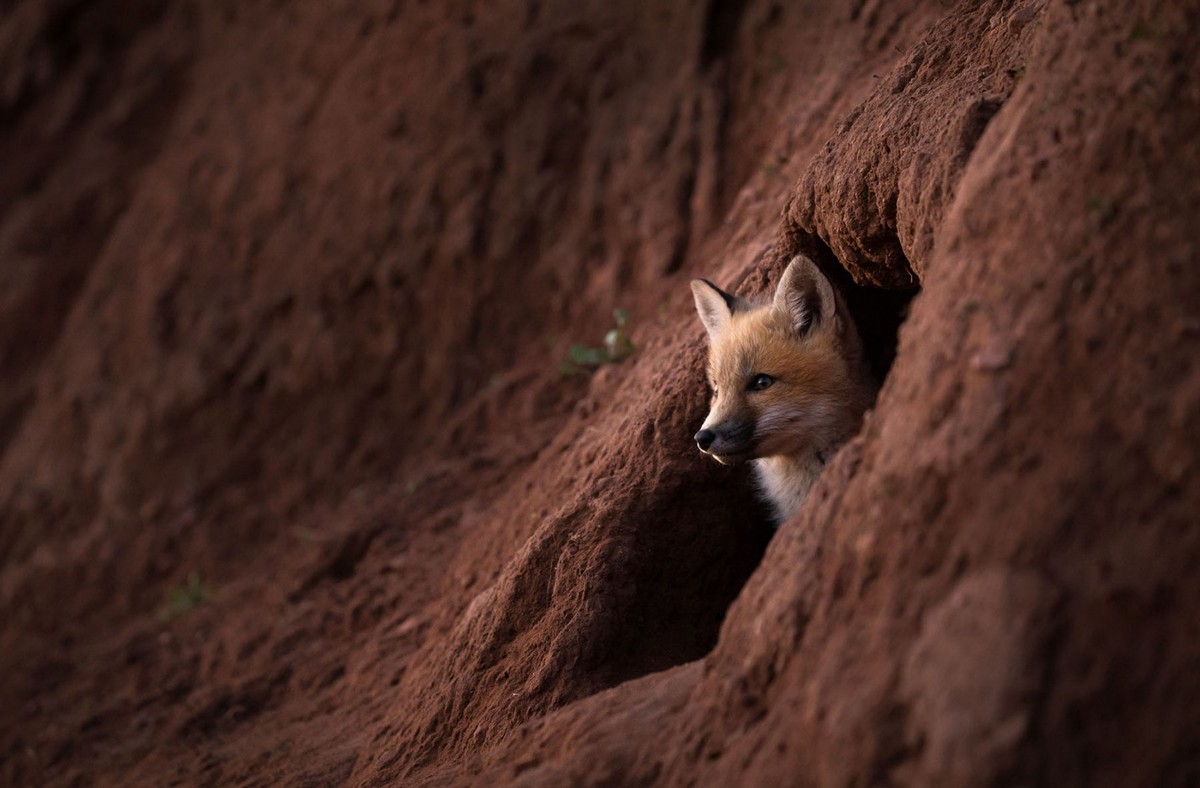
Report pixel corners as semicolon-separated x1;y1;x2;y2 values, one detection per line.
773;255;839;336
691;279;742;339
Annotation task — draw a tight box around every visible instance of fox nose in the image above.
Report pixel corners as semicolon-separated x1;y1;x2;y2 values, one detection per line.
695;429;716;451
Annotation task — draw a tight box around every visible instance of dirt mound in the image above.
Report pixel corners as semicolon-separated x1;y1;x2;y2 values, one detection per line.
2;0;1198;785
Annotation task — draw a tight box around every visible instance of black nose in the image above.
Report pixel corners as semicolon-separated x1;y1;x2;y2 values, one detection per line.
695;429;716;451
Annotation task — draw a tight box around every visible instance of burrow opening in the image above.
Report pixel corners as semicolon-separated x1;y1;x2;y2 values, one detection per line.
552;230;916;695
588;237;920;692
624;239;912;676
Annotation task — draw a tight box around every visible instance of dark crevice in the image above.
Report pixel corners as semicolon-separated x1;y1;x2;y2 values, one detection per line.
594;467;775;689
665;106;701;275
847;272;918;386
700;0;747;69
958;95;1005;167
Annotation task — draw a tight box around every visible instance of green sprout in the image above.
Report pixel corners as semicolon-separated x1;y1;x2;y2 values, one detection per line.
158;572;212;621
561;308;636;375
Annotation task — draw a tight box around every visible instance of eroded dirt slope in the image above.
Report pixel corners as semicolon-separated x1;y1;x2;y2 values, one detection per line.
2;0;1198;785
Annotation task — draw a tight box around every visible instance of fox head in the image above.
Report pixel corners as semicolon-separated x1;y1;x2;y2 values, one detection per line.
690;255;876;465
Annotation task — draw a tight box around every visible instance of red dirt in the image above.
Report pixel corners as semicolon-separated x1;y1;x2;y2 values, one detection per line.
2;0;1199;785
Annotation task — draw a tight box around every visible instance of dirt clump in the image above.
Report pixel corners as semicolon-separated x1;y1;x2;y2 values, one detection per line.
2;0;1198;785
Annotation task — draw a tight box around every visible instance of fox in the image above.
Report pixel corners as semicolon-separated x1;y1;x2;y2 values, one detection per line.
690;255;877;524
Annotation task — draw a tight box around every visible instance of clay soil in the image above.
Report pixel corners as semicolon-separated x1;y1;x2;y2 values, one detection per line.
2;0;1199;785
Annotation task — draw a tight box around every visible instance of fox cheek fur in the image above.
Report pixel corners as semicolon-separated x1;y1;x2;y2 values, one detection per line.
690;255;877;523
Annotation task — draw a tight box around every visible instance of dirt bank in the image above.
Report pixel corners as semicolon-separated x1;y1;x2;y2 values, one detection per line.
2;0;1198;785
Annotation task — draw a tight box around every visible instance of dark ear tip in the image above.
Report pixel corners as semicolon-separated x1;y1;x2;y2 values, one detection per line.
695;278;739;311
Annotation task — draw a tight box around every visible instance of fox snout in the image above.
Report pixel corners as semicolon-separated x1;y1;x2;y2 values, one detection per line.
694;421;755;463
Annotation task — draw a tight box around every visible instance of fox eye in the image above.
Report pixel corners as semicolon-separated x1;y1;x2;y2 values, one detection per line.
748;373;775;391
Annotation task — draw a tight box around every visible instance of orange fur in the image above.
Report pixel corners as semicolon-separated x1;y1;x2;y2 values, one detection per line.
691;256;876;523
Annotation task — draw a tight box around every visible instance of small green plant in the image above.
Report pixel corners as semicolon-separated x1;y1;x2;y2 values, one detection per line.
561;308;636;375
158;572;211;621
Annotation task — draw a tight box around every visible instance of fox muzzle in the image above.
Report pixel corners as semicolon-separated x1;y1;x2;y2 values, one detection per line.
694;421;756;462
